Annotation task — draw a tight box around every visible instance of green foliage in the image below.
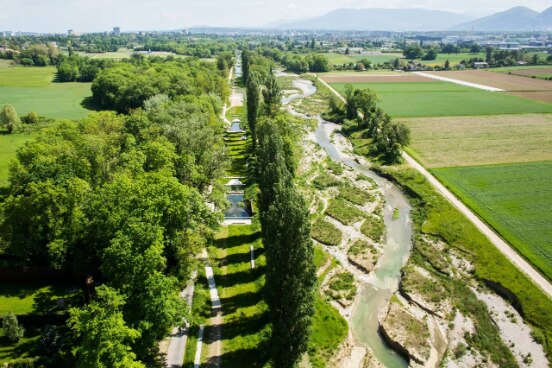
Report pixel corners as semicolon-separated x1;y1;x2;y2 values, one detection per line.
308;296;347;368
1;105;20;133
325;199;365;225
311;219;342;246
403;45;423;60
257;119;316;368
312;173;340;190
337;185;373;206
1;313;24;343
68;285;144;368
326;272;355;301
246;77;260;146
91;58;229;113
360;215;385;243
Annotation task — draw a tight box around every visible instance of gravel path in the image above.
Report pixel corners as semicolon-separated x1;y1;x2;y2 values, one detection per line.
316;74;552;299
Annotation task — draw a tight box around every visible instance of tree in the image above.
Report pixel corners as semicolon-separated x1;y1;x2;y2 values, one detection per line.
470;44;482;53
422;49;437;61
262;70;281;118
393;58;400;69
257;121;315;368
1;104;20;133
2;312;24;343
403;45;423;60
485;46;494;63
444;59;450;70
21;111;39;125
68;285;144;368
532;53;540;65
372;118;411;164
246;76;260;147
242;49;251;85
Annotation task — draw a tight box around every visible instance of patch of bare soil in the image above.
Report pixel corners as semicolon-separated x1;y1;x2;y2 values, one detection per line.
425;70;552;91
510;68;552;76
507;91;552;104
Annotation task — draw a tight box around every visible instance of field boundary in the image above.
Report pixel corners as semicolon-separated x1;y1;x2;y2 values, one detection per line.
415;72;504;92
315;73;552;299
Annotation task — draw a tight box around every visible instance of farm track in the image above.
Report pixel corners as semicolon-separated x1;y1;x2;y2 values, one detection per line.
316;74;552;299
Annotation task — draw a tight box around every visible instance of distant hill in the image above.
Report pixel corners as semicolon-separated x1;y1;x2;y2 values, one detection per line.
451;6;546;31
534;7;552;30
270;8;474;31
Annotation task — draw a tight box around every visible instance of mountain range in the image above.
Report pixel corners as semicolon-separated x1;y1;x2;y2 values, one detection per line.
270;6;552;32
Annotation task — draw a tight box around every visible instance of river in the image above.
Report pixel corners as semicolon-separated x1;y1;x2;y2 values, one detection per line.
283;77;412;368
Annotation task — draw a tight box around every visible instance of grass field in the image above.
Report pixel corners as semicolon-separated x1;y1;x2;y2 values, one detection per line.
0;130;41;187
212;225;270;368
325;52;403;66
433;161;552;281
329;81;552;117
405;114;552;168
0;67;92;119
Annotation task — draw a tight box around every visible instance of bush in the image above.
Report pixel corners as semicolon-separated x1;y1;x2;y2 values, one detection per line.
21;112;40;125
325;199;365;225
313;173;340;190
2;312;25;343
312;218;342;246
337;185;373;206
360;215;385;243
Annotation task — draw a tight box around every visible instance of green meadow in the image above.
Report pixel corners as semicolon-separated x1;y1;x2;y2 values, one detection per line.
0;66;93;120
330;81;552;117
433;161;552;281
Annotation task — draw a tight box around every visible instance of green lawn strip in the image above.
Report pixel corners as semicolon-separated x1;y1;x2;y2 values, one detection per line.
224;133;249;177
0;67;57;87
312;218;342;246
308;296;348;368
0;130;41;187
212;225;270;368
325;198;365;225
432;162;552;281
376;164;552;360
329;82;552;118
0;282;68;315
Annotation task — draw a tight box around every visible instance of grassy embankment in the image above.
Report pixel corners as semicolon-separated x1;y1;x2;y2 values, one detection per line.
329;81;552;117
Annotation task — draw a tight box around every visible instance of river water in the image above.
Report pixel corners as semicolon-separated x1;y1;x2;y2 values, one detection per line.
284;78;412;367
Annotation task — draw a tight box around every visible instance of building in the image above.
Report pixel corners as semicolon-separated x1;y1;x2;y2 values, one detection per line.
113;27;120;36
68;29;76;36
473;62;489;69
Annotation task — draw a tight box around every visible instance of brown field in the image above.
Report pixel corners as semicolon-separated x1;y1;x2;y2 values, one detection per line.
321;74;432;83
426;70;552;91
508;91;552;104
404;114;552;168
512;68;552;76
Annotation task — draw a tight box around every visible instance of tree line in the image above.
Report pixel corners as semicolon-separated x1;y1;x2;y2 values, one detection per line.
242;50;316;368
0;57;230;367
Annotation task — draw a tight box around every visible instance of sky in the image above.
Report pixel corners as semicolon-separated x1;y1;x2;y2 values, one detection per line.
0;0;551;33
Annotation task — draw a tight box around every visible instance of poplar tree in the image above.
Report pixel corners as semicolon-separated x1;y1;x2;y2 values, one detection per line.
246;75;260;147
241;49;251;85
257;121;315;368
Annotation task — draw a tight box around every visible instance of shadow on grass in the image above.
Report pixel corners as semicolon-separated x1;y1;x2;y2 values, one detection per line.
216;233;260;250
207;311;269;343
205;346;270;368
218;247;265;265
80;96;102;111
216;267;265;290
219;291;264;315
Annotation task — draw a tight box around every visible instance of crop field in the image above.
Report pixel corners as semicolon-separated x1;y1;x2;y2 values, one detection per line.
325;52;403;66
404;114;552;168
329;81;552;117
425;70;552;92
433;161;552;281
0;67;92;119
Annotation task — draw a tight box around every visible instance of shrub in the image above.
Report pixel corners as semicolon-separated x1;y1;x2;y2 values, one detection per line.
337;185;373;206
325;199;365;225
360;215;385;243
2;312;25;343
313;173;340;190
312;218;342;246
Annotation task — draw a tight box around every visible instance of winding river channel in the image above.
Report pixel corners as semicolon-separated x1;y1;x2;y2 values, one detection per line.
283;77;412;367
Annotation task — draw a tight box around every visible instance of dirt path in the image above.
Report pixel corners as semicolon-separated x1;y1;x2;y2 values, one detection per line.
202;247;222;368
316;74;552;299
